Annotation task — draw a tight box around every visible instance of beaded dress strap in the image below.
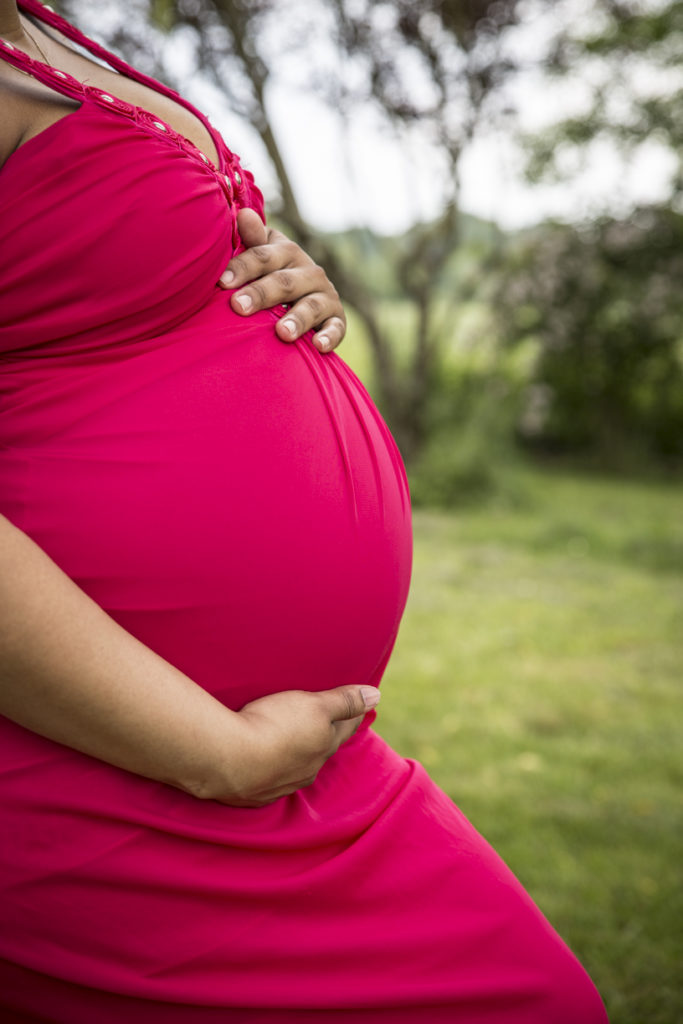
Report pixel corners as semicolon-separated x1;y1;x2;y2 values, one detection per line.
16;0;230;173
0;32;233;198
0;32;83;102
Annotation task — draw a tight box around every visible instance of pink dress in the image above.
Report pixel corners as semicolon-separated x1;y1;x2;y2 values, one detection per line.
0;3;607;1021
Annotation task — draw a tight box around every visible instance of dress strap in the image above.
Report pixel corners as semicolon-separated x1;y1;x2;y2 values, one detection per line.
18;1;186;108
0;34;86;112
14;0;229;170
0;2;264;221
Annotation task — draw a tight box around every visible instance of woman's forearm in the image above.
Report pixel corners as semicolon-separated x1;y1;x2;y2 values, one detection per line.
0;516;377;806
0;514;243;798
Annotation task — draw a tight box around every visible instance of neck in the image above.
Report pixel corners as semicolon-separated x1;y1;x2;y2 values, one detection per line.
1;1;51;65
0;1;22;42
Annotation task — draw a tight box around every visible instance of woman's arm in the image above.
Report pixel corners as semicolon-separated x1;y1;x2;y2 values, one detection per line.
0;515;379;807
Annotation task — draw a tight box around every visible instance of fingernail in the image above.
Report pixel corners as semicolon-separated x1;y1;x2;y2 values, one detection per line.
360;686;381;709
281;318;296;338
235;294;253;313
219;269;235;287
317;334;330;352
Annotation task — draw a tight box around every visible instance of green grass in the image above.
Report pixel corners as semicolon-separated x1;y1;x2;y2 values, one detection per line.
374;468;683;1024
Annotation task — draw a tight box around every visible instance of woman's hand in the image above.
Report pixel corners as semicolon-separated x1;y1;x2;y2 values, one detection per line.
211;685;380;808
0;516;379;813
218;208;347;353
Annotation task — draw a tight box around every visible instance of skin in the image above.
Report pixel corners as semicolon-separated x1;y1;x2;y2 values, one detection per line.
0;0;348;353
223;208;347;354
0;0;375;807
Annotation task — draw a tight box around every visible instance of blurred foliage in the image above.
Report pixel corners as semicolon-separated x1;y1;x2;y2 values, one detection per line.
492;206;683;465
406;365;522;507
525;0;683;201
484;1;683;474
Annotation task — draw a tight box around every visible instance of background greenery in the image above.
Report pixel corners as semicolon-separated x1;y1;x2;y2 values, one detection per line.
372;468;683;1024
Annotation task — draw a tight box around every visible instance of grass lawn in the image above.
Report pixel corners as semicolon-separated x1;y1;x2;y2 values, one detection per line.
373;468;683;1024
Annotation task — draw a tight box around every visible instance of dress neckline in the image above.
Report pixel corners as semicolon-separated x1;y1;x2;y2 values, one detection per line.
1;0;233;184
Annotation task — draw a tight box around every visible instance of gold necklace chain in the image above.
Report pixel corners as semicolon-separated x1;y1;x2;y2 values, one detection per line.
0;20;51;67
22;22;51;65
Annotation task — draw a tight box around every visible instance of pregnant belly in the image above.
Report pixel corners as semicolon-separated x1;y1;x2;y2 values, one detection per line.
0;297;412;708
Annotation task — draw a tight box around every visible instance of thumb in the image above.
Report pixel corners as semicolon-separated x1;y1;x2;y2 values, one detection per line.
324;685;381;722
237;207;268;248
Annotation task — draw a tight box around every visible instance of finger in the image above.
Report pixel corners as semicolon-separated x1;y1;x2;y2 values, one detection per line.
324;685;381;723
312;316;347;353
217;209;274;289
219;242;275;291
219;226;299;290
274;292;343;342
217;210;269;288
233;776;319;807
330;714;366;753
236;207;268;249
233;266;305;318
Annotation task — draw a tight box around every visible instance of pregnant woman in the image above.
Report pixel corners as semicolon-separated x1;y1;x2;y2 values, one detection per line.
0;2;608;1020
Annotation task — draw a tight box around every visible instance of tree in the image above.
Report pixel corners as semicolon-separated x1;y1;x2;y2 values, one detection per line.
494;205;683;462
492;1;683;466
60;0;524;459
524;0;683;207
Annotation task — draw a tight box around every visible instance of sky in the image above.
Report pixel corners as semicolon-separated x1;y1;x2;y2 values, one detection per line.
263;80;677;234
